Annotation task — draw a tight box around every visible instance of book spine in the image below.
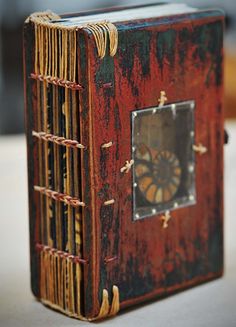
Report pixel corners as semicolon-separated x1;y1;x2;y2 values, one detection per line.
24;12;120;319
23;21;41;298
24;19;86;317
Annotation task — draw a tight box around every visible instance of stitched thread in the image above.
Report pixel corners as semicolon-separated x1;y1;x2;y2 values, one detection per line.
193;143;207;155
41;285;119;321
27;11;120;321
102;82;113;88
85;22;118;59
36;244;118;265
104;256;118;264
34;186;86;207
158;90;167;107
38;240;119;321
120;159;134;173
104;199;115;206
108;286;120;317
101;141;113;148
161;210;171;229
30;73;83;90
32;131;85;149
36;243;88;264
28;11;118;81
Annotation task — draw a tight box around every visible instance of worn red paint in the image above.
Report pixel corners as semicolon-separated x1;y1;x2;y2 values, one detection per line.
87;11;224;312
24;8;224;319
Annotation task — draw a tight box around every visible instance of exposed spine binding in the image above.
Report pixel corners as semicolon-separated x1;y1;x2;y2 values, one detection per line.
38;244;119;321
28;11;118;81
34;186;86;207
36;243;88;264
30;73;84;90
26;10;120;321
32;131;85;149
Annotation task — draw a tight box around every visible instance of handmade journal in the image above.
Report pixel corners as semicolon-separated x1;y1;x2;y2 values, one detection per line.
23;2;224;321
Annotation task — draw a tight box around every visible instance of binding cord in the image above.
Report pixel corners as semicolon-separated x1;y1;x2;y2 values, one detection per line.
26;11;120;321
28;11;118;80
38;245;119;321
86;21;118;59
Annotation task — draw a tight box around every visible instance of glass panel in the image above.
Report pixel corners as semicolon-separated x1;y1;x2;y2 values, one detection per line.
132;101;195;220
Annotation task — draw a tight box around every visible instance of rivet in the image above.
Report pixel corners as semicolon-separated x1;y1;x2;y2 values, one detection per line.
189;194;195;201
188;164;194;173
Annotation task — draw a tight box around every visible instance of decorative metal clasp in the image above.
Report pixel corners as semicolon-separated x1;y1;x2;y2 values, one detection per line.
193;143;207;155
160;210;171;229
158;91;167;107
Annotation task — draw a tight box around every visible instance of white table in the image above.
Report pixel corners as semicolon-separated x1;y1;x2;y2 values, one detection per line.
0;122;235;327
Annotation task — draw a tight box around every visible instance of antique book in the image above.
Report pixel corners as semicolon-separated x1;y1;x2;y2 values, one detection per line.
23;2;224;321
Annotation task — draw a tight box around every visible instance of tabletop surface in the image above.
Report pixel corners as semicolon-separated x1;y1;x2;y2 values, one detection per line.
0;122;235;327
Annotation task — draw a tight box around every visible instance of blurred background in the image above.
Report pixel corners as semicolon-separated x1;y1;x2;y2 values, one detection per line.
0;0;235;134
0;2;236;326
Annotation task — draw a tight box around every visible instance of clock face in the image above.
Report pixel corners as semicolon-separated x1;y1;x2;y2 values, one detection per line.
132;101;196;220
